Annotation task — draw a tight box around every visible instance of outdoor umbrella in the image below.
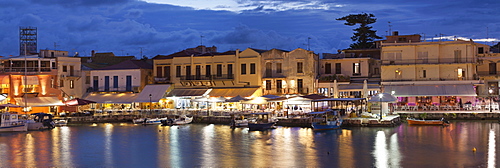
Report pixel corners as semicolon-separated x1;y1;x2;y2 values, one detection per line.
64;98;96;106
368;93;397;119
226;95;247;102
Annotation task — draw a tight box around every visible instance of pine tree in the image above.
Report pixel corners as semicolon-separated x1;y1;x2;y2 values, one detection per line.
336;13;382;49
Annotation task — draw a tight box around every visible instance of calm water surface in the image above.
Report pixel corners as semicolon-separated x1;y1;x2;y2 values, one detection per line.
0;121;499;167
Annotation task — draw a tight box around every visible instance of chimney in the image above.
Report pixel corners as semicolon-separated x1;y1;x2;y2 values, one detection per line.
392;31;399;36
91;50;95;57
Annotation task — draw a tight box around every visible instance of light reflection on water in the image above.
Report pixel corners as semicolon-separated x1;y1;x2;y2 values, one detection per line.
0;121;498;167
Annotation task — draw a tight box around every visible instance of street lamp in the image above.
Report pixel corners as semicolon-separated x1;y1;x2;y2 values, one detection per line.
379;93;383;120
489;89;493;112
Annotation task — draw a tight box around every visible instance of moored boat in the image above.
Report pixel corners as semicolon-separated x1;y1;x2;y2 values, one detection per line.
54;119;68;126
27;113;55;130
230;118;257;127
161;115;193;126
134;117;167;125
407;118;449;126
0;112;28;132
247;112;278;131
310;111;342;131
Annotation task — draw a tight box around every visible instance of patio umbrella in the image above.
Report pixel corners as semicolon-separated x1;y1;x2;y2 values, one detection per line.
368;93;397;102
333;80;338;98
226;95;247;102
362;80;368;98
64;98;96;106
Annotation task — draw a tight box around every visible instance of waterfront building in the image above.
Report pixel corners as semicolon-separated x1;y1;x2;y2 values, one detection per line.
83;59;153;112
317;49;381;98
476;51;500;110
0;53;64;114
261;48;318;95
380;33;486;110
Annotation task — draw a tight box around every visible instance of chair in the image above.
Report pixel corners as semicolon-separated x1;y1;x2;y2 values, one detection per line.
411;106;418;111
421;106;428;111
454;105;461;111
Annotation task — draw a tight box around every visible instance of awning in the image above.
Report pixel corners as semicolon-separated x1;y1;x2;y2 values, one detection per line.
166;88;209;97
384;85;477;97
134;84;171;102
84;93;139;103
207;88;260;97
14;97;64;107
338;84;379;91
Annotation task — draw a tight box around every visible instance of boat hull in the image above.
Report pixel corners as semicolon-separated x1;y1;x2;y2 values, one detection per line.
248;122;276;131
0;124;28;132
407;119;448;125
312;120;342;130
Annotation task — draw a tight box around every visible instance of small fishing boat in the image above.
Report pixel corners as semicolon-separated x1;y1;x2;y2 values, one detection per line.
54;119;68;126
247;112;278;131
230;118;257;127
407;118;450;126
134;117;167;125
0;112;28;132
161;115;193;126
27;113;55;131
310;111;342;131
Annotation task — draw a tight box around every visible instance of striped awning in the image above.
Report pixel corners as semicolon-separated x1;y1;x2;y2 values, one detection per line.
134;84;171;102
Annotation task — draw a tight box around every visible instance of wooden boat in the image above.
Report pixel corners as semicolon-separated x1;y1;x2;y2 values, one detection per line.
0;112;28;132
407;118;450;126
161;115;193;126
230;118;257;127
27;113;55;130
54;119;68;126
133;117;167;125
247;112;277;131
310;111;342;131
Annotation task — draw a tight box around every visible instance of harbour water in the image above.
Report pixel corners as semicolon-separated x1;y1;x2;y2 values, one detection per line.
0;121;499;167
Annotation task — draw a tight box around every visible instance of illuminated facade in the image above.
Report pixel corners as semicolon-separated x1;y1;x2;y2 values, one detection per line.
0;55;63;114
380;36;487;106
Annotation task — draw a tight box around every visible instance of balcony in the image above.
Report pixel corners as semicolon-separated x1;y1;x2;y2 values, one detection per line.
381;58;476;65
1;67;55;74
180;74;234;81
154;77;171;83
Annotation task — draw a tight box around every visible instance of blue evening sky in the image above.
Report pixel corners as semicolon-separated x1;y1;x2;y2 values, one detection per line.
0;0;499;57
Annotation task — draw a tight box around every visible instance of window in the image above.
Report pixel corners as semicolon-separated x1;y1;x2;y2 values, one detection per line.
164;66;170;79
418;51;428;63
265;62;272;77
395;70;402;79
113;76;118;88
489;63;497;75
69;66;74;76
156;66;163;77
454;50;462;63
217;64;222;77
277;63;282;73
85;76;90;84
478;47;484;54
227;64;233;78
386;52;402;60
353;63;360;75
374;68;380;75
335;63;341;74
185;66;191;78
62;66;67;72
205;65;211;77
297;62;303;73
457;68;464;79
266;80;271;90
241;64;247;75
276;80;282;93
60;79;64;87
195;65;201;79
176;66;181;77
422;70;427;78
250;63;256;74
325;63;331;74
70;80;74;89
298;79;303;93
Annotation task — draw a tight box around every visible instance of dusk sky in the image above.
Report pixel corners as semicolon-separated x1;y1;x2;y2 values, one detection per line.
1;0;499;58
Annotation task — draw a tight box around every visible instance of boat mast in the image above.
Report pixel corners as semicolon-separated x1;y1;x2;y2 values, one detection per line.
23;43;28;114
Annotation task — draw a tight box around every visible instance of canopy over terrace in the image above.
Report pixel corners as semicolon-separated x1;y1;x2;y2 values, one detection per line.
311;98;367;115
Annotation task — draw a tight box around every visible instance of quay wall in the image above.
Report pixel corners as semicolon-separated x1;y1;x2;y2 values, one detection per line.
397;112;500;120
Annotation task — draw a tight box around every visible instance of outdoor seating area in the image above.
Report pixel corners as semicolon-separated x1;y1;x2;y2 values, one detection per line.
393;103;499;111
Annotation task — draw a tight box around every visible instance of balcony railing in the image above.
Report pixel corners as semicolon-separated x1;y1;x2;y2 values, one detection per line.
180;74;234;80
381;58;476;65
1;67;54;74
154;77;171;83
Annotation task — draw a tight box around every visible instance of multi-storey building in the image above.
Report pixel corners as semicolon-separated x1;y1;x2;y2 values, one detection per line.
261;48;318;95
380;34;487;106
476;51;500;98
317;49;381;98
0;54;63;114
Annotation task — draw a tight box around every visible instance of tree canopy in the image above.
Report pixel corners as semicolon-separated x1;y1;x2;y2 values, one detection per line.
336;13;382;49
